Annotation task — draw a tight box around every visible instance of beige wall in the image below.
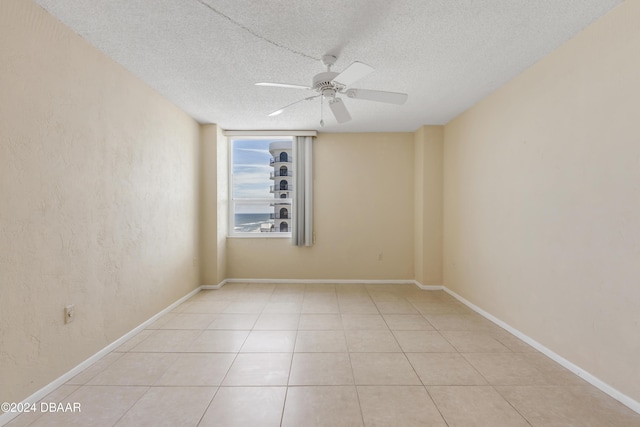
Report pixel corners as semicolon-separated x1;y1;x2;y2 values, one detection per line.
226;133;415;280
199;125;227;285
216;126;229;283
414;126;444;285
0;0;201;404
444;0;640;402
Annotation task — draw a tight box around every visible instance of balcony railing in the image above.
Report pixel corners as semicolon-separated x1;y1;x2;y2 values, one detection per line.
270;170;294;179
270;201;292;206
270;157;293;165
270;185;294;192
270;213;292;219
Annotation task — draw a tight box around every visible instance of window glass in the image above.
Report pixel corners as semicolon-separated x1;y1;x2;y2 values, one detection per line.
230;137;293;235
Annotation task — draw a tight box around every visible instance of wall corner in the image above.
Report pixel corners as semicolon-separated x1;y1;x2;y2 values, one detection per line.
413;125;444;285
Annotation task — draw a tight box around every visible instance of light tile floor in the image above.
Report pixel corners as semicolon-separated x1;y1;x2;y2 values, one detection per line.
7;283;640;426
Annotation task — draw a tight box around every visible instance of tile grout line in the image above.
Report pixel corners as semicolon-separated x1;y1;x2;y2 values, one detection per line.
388;292;452;426
348;286;380;427
490;385;535;427
280;288;304;427
195;282;274;427
107;385;152;427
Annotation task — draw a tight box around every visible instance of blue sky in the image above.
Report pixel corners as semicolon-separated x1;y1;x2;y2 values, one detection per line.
232;139;272;199
232;138;292;214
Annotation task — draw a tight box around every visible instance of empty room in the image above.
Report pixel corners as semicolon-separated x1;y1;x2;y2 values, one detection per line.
1;0;639;426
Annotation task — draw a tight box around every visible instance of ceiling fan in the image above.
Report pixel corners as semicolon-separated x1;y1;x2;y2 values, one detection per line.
256;55;408;125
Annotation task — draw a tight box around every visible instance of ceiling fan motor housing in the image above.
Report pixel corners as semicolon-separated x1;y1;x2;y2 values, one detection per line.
312;71;340;94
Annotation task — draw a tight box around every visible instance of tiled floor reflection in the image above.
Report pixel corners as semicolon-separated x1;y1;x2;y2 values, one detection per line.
7;283;640;426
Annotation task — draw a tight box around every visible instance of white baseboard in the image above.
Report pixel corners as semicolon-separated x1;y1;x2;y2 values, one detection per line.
200;279;227;289
220;278;418;285
0;285;203;427
441;286;640;415
413;281;444;290
212;279;440;291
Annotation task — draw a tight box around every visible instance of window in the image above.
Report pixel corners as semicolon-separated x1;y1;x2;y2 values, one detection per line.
229;136;294;236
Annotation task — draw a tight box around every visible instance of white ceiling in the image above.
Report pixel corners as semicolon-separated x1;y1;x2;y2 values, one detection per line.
34;0;622;132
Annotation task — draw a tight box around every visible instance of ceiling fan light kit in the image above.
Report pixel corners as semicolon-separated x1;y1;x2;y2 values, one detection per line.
256;54;408;126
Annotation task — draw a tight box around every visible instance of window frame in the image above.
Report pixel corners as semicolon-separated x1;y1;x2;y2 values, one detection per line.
227;135;294;238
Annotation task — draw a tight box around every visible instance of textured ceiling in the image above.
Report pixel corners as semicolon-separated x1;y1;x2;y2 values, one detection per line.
34;0;622;132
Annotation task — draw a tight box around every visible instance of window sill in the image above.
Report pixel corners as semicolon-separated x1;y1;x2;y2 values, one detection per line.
227;233;292;239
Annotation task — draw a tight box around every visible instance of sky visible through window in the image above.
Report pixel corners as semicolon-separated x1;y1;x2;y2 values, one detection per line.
233;139;272;199
232;138;291;214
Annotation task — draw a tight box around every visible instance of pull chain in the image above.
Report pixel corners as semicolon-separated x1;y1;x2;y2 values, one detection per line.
320;96;325;127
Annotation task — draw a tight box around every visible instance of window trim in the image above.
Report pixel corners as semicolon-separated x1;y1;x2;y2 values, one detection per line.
228;135;296;238
223;130;317;137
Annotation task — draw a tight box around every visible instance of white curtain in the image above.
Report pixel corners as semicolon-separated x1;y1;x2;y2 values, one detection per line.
292;135;313;246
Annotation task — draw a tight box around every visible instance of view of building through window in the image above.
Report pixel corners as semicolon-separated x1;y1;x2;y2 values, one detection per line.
231;137;293;234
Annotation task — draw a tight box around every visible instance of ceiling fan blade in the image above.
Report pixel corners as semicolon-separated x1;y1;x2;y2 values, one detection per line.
268;95;320;117
256;82;311;90
328;98;352;123
332;61;374;87
346;88;408;105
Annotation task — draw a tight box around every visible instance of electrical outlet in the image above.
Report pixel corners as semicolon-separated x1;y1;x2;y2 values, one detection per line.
64;305;75;324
